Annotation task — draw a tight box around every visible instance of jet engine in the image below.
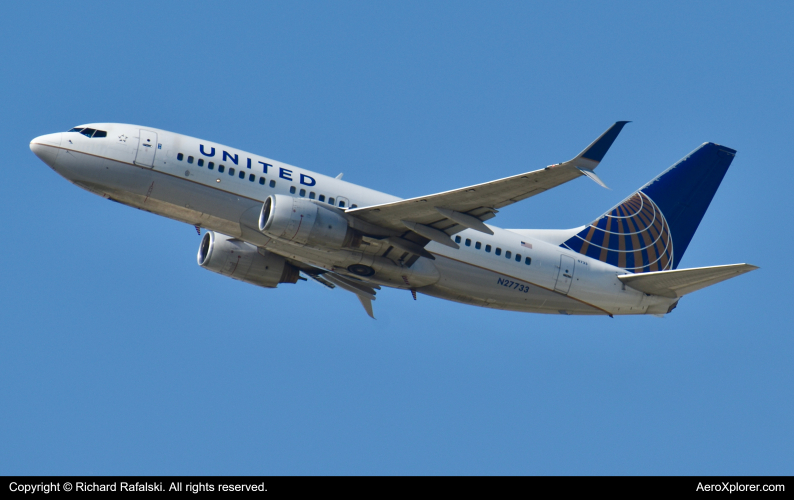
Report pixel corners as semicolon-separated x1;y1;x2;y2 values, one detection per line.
258;194;358;248
197;231;299;288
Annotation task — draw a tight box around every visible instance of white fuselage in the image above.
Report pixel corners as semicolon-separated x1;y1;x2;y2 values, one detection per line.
31;124;677;316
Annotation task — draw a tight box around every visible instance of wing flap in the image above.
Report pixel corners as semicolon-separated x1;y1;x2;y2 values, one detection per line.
302;267;379;318
356;295;375;319
618;264;758;298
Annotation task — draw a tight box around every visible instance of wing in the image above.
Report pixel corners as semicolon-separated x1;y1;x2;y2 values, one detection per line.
346;122;629;247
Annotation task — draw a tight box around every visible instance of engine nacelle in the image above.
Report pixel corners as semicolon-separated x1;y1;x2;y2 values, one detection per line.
258;194;357;249
197;231;299;288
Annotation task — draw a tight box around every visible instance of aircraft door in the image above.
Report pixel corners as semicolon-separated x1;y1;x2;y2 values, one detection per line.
336;196;350;208
554;255;576;294
135;129;158;167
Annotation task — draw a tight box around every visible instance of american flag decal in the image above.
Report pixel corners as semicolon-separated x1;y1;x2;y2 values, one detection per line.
521;241;533;249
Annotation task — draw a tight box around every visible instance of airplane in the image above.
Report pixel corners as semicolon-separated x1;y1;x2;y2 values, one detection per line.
30;122;757;318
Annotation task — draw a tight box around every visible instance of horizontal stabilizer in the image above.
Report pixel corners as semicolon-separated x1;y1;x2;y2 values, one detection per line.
618;264;758;298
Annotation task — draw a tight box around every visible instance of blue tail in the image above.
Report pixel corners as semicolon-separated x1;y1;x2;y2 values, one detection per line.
561;143;736;273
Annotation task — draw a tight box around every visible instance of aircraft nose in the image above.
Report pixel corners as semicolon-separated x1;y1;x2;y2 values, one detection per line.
30;133;63;167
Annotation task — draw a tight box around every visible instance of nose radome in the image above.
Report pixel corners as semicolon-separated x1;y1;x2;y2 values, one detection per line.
30;133;63;168
32;132;62;147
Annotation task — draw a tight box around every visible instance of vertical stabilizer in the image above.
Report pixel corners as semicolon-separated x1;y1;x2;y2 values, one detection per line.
561;143;736;272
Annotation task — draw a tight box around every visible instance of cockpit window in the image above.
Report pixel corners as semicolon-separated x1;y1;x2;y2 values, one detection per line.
67;127;107;138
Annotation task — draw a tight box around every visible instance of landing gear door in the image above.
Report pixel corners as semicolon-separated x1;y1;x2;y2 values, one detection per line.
135;129;158;168
554;255;576;294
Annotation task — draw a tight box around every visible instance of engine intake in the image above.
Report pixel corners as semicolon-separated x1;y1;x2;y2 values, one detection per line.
197;231;299;288
259;194;358;249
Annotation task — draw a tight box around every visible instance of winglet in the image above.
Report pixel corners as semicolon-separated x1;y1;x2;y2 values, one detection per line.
577;121;630;163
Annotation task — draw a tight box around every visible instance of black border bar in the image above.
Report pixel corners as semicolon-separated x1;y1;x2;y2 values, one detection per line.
1;476;791;495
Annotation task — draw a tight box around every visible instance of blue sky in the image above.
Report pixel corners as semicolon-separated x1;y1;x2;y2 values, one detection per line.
1;1;792;475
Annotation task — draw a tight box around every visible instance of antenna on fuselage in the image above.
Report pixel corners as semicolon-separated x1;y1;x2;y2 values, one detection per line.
335;173;343;179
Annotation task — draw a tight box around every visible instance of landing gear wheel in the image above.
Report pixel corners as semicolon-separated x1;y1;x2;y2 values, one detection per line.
347;264;375;277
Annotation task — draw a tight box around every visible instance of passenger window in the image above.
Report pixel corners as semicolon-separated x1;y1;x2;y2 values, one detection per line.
290;186;296;194
339;200;345;207
259;177;265;185
177;153;184;161
218;165;225;173
188;156;194;164
309;192;316;199
516;253;521;262
239;171;245;179
229;168;235;176
475;242;481;250
299;189;306;197
319;194;326;202
208;162;214;170
506;251;512;259
351;204;357;208
525;257;531;265
486;245;492;253
465;238;471;247
198;159;204;166
495;248;502;256
249;174;255;182
329;198;335;205
455;236;461;244
92;130;107;138
269;180;276;188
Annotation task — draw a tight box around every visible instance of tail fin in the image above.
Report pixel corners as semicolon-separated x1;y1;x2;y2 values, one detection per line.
561;143;736;273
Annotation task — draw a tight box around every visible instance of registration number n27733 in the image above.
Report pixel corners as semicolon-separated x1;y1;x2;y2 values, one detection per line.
497;277;529;293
